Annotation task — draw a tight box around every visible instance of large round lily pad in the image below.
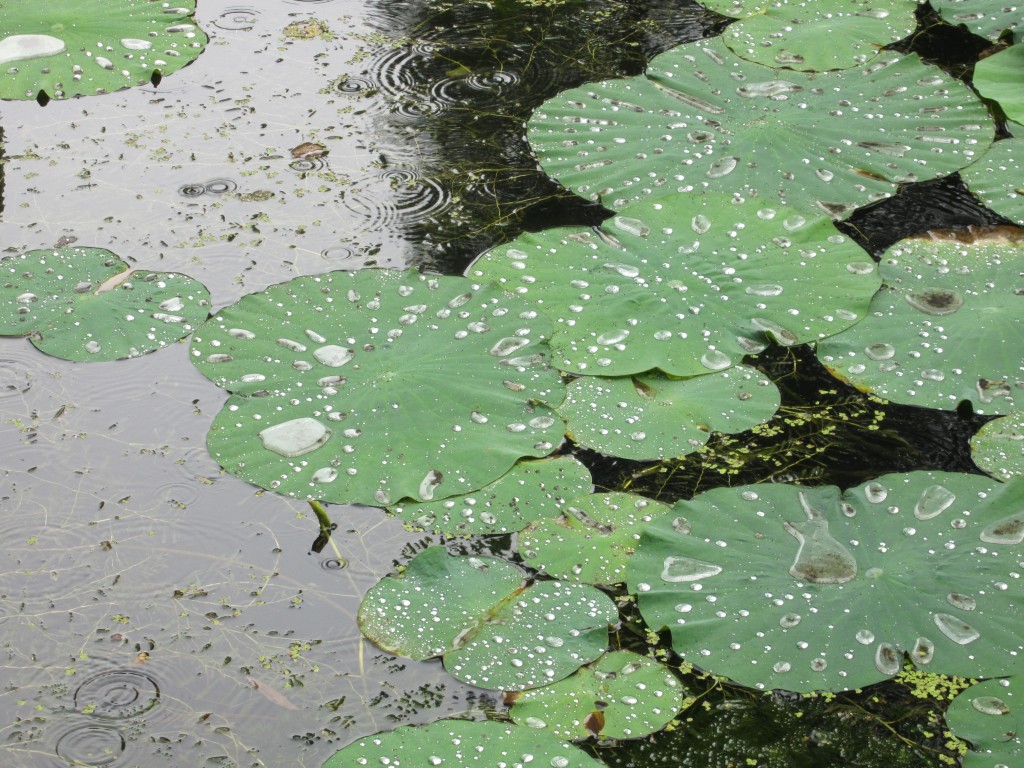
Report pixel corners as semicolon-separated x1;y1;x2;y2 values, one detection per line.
321;719;606;768
357;547;618;691
557;366;780;461
508;650;689;740
971;411;1024;481
960;139;1024;225
528;37;992;215
469;192;879;377
0;247;210;361
0;0;207;102
520;492;672;585
817;233;1024;413
190;269;566;505
390;455;593;535
627;472;1024;692
934;0;1021;43
974;44;1024;126
705;0;917;72
946;677;1024;768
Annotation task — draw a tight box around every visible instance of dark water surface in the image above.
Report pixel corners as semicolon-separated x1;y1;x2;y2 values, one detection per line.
0;1;1004;766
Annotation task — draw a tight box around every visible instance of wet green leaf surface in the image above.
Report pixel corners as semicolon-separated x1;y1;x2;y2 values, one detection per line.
947;676;1024;768
0;0;207;101
470;192;879;376
321;718;606;768
971;411;1024;481
705;0;917;72
390;455;593;535
509;650;689;740
190;269;566;505
0;246;210;361
358;547;618;690
520;492;672;585
557;367;779;460
974;44;1024;125
933;0;1022;42
528;37;992;215
961;138;1024;225
817;233;1024;413
628;472;1024;692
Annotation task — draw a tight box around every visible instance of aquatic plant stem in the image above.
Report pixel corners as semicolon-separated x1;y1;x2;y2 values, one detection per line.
309;500;346;565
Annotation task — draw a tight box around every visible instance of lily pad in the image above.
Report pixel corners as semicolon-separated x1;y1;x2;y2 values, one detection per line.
627;472;1024;692
469;192;879;377
974;44;1024;125
961;138;1024;225
557;366;780;461
508;650;689;740
321;719;606;768
0;246;210;361
971;412;1024;481
520;492;672;585
0;0;207;102
817;234;1024;413
946;677;1024;768
357;547;618;691
705;0;917;72
528;37;992;215
934;0;1022;43
390;455;593;535
190;269;566;505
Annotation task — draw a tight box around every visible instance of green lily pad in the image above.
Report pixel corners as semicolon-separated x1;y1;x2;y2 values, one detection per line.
975;44;1024;125
321;719;606;768
469;192;879;377
817;234;1024;413
520;492;672;585
947;677;1024;768
0;0;207;102
0;247;210;361
390;455;593;535
934;0;1021;43
705;0;917;72
971;411;1024;481
190;269;566;505
358;547;618;691
528;37;992;215
509;650;689;740
961;138;1024;225
557;367;780;461
627;472;1024;692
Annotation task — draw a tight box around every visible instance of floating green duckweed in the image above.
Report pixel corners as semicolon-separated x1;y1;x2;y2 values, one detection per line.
190;269;566;505
520;492;671;585
321;719;606;768
817;233;1024;413
627;472;1024;692
509;650;689;740
357;547;618;691
704;0;917;72
0;0;207;102
971;411;1024;481
390;455;593;535
960;139;1024;225
946;676;1023;768
528;36;991;215
557;366;779;461
469;192;879;376
974;44;1024;125
933;0;1021;42
0;246;210;361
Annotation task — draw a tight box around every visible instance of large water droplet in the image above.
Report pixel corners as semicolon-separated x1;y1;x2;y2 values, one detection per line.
661;556;723;583
691;214;711;234
596;329;629;345
490;337;531;357
707;156;738;178
912;636;935;664
785;493;857;584
121;38;153;50
259;418;331;458
914;484;955;520
933;612;980;645
864;343;895;361
419;469;443;500
874;642;901;676
946;592;977;611
0;34;66;66
314;345;354;367
971;696;1010;716
981;512;1024;545
905;288;963;316
700;349;731;371
613;216;650;238
744;284;784;297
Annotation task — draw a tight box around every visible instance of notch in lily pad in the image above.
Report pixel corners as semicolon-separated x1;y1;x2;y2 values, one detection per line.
357;546;618;691
0;0;208;102
190;269;566;506
0;247;210;361
628;472;1024;692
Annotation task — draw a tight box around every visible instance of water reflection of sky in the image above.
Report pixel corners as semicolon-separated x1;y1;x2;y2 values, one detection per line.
0;1;715;763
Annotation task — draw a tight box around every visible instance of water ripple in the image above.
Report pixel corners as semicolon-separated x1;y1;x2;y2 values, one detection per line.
74;669;161;719
211;7;261;31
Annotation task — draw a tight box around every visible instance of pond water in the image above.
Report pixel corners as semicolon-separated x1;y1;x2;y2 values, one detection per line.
0;1;1009;767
